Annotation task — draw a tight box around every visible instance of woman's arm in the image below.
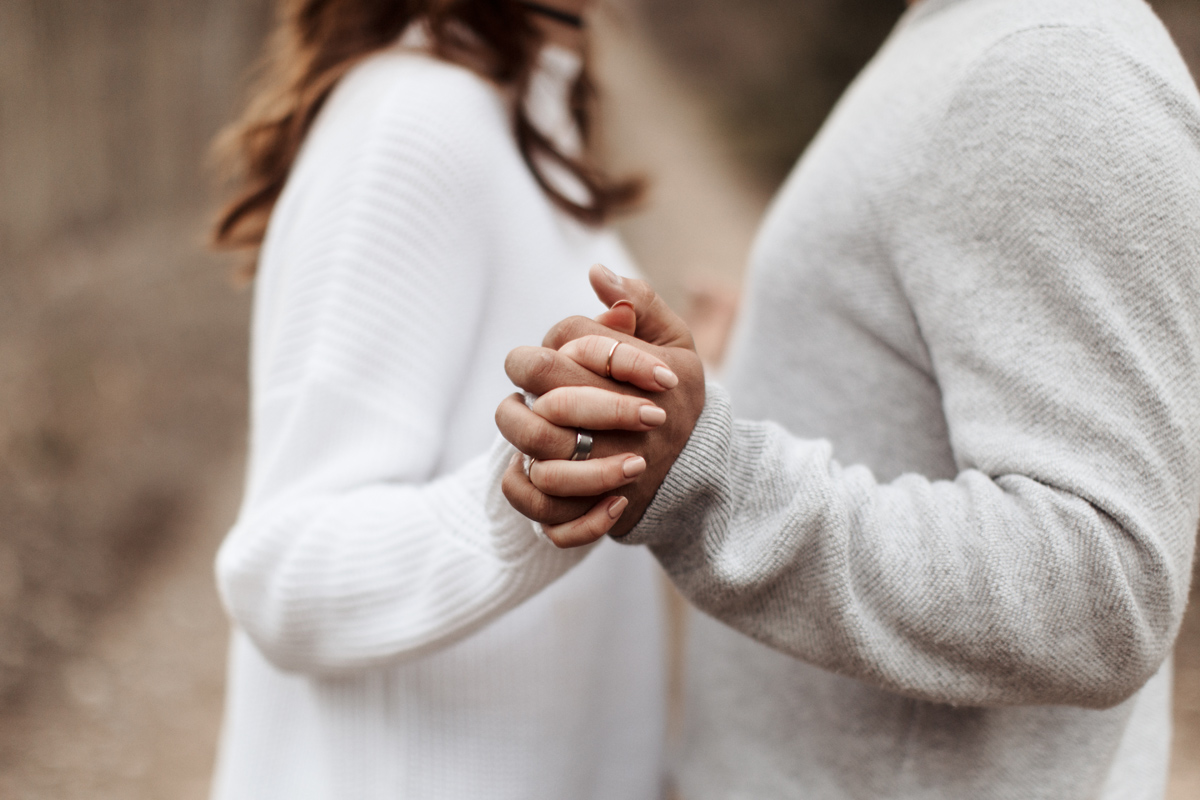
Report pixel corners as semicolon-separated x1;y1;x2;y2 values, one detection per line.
216;62;596;676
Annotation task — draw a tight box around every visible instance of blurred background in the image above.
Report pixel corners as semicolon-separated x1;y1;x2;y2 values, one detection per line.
0;1;1197;797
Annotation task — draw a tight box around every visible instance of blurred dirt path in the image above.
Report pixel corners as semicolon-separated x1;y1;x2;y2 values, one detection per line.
0;458;239;800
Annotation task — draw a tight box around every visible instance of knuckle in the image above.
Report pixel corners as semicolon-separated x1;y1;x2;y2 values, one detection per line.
546;316;592;349
545;526;571;549
544;317;578;349
494;394;518;431
539;389;565;420
563;315;592;338
532;424;564;455
557;337;582;361
547;516;594;549
506;346;557;391
528;423;556;457
543;319;571;348
610;393;635;422
627;277;655;302
501;470;524;507
502;465;563;525
577;514;607;544
527;348;558;386
583;334;608;360
536;468;565;496
528;488;555;521
544;388;580;425
503;347;531;381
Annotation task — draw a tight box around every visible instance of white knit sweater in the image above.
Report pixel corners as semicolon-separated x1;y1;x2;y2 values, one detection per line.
209;38;667;800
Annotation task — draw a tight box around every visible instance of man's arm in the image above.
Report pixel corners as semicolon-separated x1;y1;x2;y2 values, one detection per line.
500;28;1200;709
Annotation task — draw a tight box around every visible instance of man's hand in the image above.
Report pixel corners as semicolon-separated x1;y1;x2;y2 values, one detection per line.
496;265;706;547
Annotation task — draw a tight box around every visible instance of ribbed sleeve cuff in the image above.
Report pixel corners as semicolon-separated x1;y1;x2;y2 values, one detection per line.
437;436;594;566
618;381;734;548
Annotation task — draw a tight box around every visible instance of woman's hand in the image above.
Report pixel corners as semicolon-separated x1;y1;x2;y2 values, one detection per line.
496;265;706;547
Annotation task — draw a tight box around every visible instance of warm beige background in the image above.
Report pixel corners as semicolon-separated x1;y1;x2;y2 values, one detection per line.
0;1;1197;797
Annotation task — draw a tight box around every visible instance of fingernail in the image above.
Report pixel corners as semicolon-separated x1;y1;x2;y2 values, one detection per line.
622;456;647;478
599;264;623;287
607;495;629;520
653;366;679;389
610;299;635;312
639;405;667;426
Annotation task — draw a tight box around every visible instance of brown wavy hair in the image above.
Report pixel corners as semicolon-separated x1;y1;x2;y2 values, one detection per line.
212;0;641;272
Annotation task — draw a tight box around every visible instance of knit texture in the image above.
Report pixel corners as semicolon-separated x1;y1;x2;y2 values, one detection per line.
210;36;666;800
622;0;1200;797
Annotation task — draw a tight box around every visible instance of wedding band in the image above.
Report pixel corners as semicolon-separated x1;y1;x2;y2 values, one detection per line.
605;340;621;379
569;430;594;461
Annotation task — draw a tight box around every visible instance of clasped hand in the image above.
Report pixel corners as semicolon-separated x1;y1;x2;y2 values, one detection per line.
496;265;706;547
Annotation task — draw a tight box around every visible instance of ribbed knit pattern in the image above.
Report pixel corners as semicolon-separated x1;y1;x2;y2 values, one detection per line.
620;0;1200;797
210;36;666;800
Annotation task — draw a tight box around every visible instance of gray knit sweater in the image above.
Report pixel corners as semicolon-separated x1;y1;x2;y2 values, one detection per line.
621;0;1200;796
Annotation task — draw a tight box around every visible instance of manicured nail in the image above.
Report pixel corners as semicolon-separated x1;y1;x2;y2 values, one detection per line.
639;405;667;426
599;264;623;287
607;495;629;520
653;365;679;389
622;456;647;478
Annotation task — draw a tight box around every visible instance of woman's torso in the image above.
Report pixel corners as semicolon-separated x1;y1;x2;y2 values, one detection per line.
212;41;667;800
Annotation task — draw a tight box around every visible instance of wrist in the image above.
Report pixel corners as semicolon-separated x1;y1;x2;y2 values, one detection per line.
614;381;731;547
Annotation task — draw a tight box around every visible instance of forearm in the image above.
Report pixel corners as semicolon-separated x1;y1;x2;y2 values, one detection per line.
623;384;1194;709
218;437;589;674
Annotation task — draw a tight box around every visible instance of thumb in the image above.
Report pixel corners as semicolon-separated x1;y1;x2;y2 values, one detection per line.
588;264;694;350
594;299;637;336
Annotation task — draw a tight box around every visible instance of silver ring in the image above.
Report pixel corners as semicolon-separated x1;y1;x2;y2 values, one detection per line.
569;430;594;461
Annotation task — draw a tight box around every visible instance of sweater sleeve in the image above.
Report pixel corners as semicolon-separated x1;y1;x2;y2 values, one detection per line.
215;63;589;676
620;27;1200;709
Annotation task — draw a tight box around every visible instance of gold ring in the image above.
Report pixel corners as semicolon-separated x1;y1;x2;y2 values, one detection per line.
605;340;621;379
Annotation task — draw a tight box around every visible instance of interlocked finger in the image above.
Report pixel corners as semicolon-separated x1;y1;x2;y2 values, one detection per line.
543;495;630;549
505;344;609;397
501;453;608;530
558;335;679;392
532;386;667;432
495;393;579;460
529;453;647;497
